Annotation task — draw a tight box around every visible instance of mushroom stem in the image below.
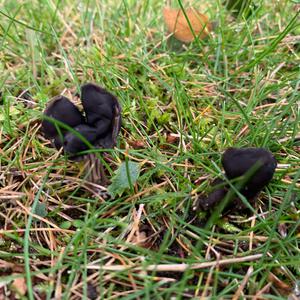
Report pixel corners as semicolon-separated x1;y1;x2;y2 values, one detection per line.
85;153;109;187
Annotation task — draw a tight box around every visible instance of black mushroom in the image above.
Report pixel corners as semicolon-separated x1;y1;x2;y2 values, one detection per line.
197;147;277;211
41;83;121;186
42;95;85;141
222;147;277;199
80;83;121;149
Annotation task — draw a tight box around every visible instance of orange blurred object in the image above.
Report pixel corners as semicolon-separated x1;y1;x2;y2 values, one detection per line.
163;7;211;43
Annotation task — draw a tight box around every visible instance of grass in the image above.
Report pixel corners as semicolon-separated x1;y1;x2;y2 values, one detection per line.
0;0;299;299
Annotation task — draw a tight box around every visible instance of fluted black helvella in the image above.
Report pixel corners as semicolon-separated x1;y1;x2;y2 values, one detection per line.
41;83;121;186
196;147;277;211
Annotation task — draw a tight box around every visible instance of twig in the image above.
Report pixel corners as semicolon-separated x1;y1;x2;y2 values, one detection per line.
87;254;263;272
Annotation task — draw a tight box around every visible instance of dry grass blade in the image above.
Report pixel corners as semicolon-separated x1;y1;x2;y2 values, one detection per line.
253;282;272;300
232;266;254;300
87;254;263;272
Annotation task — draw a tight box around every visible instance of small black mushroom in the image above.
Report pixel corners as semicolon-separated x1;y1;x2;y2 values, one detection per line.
41;84;121;186
42;95;85;142
222;147;277;199
61;124;98;156
81;83;121;148
196;147;277;211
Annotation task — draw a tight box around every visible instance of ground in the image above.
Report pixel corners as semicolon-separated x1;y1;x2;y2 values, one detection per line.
0;0;299;299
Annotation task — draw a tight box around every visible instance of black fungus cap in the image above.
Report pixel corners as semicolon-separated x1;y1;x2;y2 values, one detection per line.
196;147;277;211
222;147;277;199
80;83;122;148
41;84;121;157
62;124;98;155
41;96;85;139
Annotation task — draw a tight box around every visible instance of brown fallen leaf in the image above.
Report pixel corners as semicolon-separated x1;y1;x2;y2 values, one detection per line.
128;139;146;149
166;134;180;144
163;7;211;43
